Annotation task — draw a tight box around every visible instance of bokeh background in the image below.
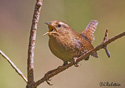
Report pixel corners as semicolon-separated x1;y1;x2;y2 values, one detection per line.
0;0;125;88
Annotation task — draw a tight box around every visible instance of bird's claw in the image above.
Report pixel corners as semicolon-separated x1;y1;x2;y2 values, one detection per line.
74;63;80;67
73;57;80;67
45;71;53;85
46;79;53;86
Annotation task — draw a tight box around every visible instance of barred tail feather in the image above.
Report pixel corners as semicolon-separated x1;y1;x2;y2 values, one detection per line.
82;20;98;43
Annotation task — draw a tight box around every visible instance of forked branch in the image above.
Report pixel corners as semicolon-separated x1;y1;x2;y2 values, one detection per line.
0;0;125;87
102;29;110;58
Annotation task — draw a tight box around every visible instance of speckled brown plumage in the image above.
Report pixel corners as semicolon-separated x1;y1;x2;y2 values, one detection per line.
45;20;98;66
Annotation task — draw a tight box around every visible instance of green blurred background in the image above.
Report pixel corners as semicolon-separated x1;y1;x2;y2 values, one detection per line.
0;0;125;88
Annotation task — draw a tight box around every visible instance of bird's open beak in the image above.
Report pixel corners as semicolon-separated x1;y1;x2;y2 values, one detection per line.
43;31;57;36
45;22;54;32
43;22;51;36
43;22;56;36
43;32;49;36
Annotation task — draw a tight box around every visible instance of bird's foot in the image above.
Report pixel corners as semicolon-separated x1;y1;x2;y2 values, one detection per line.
63;61;68;66
73;57;80;67
84;56;89;61
44;72;53;86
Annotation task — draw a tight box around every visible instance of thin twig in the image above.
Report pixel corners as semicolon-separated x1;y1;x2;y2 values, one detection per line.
102;29;110;58
103;29;108;42
27;0;43;87
0;50;28;83
34;31;125;87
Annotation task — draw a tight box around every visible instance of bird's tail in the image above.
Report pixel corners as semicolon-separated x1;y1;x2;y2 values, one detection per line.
81;20;98;43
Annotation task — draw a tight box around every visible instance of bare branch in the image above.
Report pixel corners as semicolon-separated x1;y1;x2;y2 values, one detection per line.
103;29;108;42
34;31;125;87
27;0;43;87
102;29;110;58
0;50;27;83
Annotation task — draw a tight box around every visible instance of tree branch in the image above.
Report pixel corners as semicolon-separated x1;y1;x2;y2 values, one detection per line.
102;29;110;58
34;31;125;87
0;50;27;83
27;0;43;87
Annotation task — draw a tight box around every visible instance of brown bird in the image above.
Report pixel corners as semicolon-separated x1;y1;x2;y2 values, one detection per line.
44;20;98;66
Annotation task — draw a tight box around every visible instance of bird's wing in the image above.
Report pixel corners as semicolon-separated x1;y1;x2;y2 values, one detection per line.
73;37;98;58
73;38;83;50
81;20;98;43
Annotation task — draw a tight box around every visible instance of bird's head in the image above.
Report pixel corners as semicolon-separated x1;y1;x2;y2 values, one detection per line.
44;20;71;37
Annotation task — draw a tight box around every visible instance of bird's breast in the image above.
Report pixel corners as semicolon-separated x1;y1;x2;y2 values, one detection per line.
48;36;80;62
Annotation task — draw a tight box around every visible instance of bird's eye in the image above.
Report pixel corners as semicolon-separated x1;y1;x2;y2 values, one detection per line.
57;24;61;28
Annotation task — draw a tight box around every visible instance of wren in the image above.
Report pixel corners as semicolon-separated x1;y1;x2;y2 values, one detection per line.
44;20;98;66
